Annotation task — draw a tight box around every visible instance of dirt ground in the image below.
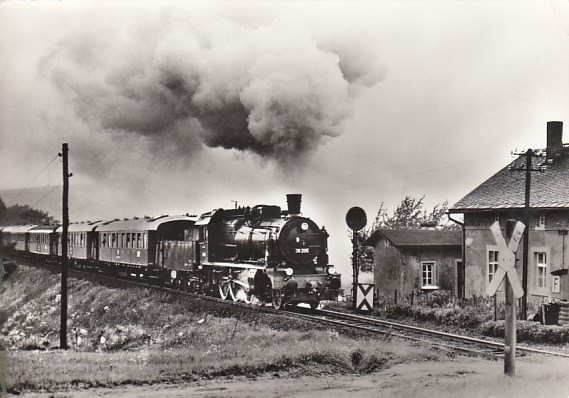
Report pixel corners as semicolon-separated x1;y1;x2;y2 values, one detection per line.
20;355;569;398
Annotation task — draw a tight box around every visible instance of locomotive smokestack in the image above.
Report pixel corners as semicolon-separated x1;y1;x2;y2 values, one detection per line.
287;194;302;215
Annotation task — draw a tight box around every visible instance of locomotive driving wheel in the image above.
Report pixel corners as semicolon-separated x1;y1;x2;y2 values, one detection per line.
219;281;230;300
228;281;239;302
243;291;253;304
271;289;284;310
229;281;253;304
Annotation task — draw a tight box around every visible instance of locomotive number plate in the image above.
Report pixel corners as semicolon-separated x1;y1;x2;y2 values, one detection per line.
295;248;309;254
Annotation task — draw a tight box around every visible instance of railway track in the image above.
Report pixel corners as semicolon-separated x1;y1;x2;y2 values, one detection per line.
287;307;569;359
5;256;569;359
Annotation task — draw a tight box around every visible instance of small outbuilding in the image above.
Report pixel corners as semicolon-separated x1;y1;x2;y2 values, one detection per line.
364;229;463;300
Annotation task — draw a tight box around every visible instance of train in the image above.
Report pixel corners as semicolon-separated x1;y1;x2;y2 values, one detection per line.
0;194;341;309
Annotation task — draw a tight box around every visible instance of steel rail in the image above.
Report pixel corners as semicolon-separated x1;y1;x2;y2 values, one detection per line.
287;310;501;357
313;308;569;359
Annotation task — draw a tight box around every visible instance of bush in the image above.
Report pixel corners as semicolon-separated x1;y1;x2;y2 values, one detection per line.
481;320;569;344
375;303;491;329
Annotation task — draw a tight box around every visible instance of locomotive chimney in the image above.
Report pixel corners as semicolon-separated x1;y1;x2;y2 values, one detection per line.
547;121;563;160
286;194;302;215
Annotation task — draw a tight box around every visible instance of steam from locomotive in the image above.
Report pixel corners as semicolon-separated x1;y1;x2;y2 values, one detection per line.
41;5;383;169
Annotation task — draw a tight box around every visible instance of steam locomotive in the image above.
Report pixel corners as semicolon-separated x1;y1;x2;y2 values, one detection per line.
0;194;341;309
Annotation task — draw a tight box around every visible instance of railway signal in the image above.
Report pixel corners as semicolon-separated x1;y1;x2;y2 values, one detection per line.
346;206;367;311
485;221;525;298
486;220;525;376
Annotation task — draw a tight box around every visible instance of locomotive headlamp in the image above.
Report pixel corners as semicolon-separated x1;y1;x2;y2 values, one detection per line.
301;222;309;231
285;267;294;276
326;266;336;275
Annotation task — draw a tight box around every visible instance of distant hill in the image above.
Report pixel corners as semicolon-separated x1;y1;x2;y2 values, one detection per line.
0;185;62;220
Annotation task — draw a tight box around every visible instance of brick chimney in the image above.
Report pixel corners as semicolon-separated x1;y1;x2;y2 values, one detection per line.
546;121;564;160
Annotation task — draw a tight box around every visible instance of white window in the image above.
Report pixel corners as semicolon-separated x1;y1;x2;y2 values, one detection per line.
536;252;547;289
553;276;561;293
421;261;436;287
536;215;546;230
488;250;499;285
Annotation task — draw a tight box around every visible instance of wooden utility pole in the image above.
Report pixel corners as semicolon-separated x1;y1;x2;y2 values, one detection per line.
521;149;531;321
511;147;545;321
60;143;69;350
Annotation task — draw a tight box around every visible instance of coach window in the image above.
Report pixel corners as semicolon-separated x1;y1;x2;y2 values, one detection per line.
102;234;107;247
143;233;147;249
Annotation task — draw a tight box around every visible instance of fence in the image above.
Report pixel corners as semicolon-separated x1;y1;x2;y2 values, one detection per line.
375;289;544;322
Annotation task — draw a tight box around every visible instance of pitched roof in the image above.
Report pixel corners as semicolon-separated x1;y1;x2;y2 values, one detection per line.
364;229;462;247
451;150;569;212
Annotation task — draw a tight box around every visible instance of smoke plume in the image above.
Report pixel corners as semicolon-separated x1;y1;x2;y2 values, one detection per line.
40;5;382;168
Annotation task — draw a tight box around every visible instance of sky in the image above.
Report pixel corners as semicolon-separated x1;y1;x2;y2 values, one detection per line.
2;0;569;279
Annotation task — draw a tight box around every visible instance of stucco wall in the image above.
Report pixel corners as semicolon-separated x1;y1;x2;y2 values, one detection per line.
464;211;569;302
372;236;461;299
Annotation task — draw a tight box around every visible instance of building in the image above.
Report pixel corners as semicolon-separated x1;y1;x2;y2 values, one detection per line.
364;229;462;300
449;121;569;304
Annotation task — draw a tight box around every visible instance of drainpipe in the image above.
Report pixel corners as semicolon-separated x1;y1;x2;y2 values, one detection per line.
448;212;465;299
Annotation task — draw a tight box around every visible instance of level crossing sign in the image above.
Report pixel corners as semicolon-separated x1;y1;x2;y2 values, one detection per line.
485;221;525;298
356;283;374;312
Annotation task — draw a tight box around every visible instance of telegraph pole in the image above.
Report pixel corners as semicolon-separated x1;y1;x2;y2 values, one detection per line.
511;148;545;320
522;149;531;321
59;143;70;349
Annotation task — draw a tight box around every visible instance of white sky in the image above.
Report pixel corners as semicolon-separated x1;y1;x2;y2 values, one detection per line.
2;0;569;277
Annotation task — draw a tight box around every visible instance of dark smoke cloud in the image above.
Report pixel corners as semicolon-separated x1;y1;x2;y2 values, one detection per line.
40;6;383;168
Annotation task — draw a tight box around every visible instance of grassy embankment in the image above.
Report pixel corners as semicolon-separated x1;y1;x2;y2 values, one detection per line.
0;261;450;393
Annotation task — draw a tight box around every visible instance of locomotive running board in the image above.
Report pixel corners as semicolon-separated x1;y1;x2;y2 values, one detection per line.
202;261;266;270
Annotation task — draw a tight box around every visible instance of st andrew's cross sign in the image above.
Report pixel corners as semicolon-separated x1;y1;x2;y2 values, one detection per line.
485;221;525;299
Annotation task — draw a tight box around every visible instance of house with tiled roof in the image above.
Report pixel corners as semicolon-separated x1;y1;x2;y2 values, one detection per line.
449;121;569;305
363;229;462;300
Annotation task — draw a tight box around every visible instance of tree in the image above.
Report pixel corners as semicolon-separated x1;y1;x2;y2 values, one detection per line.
0;197;6;220
352;195;457;273
19;208;58;226
369;195;453;231
0;197;59;226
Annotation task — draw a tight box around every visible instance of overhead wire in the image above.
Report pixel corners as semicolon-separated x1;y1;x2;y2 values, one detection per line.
6;154;60;206
29;185;60;209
